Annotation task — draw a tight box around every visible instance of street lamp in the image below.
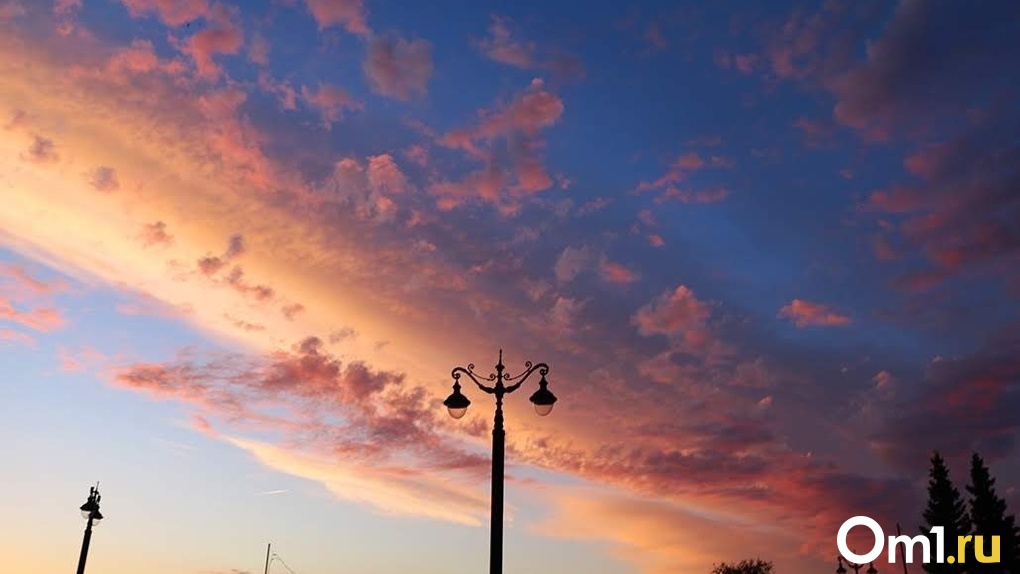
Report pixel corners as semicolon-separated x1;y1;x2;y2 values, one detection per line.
836;556;878;574
444;349;557;574
76;484;104;574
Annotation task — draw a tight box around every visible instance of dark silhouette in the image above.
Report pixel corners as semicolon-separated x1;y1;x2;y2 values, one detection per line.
921;452;971;574
443;349;557;574
836;556;878;574
76;484;104;574
711;558;774;574
966;453;1020;574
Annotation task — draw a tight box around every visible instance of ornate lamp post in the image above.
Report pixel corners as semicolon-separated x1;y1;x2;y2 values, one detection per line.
443;349;558;574
837;556;878;574
76;484;104;574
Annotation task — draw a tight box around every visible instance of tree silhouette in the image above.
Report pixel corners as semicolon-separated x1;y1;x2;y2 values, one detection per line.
711;558;774;574
966;453;1020;574
921;451;971;574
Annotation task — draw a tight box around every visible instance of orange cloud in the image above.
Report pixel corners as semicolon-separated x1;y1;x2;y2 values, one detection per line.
534;486;811;574
778;299;852;328
226;436;489;525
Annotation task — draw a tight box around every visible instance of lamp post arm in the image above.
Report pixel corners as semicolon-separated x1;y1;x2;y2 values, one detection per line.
451;365;497;394
502;362;549;395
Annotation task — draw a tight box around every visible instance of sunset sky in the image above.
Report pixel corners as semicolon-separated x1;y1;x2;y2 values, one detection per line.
1;0;1019;573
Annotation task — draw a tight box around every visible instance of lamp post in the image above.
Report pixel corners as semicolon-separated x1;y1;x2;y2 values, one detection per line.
444;349;558;574
837;556;878;574
76;484;104;574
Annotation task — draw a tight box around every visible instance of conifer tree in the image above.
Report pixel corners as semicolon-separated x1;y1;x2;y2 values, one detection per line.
967;453;1020;574
921;451;971;574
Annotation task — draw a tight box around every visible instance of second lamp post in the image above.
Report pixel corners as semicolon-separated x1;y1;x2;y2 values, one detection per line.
444;349;558;574
76;484;104;574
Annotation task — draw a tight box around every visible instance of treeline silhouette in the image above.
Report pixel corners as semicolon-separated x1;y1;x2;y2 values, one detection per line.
920;452;1020;574
711;452;1020;574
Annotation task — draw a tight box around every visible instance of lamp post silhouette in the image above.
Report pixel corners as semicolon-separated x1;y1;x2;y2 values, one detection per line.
837;556;878;574
443;349;558;574
76;484;103;574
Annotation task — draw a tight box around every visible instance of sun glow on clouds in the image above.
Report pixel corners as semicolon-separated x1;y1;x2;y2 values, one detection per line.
225;436;489;526
4;1;1018;572
0;30;460;376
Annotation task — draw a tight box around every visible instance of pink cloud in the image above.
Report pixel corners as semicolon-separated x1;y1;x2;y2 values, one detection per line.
863;114;1020;290
140;221;174;247
223;266;275;303
431;79;564;210
120;0;209;27
644;22;668;52
473;15;583;79
778;299;852;328
0;298;65;332
57;345;107;373
248;32;269;66
182;22;244;79
402;144;429;167
363;35;433;101
366;154;409;195
101;39;188;81
476;79;564;139
647;234;665;248
281;303;305;321
106;337;494;518
89;166;119;192
476;16;536;68
674;152;705;170
258;73;298;110
553;246;593;284
633;285;711;338
599;259;640;284
304;0;368;36
0;329;34;346
21;136;59;163
300;83;362;126
654;186;730;205
54;0;82;35
191;87;279;191
636;151;731;204
0;264;67;298
637;209;658;227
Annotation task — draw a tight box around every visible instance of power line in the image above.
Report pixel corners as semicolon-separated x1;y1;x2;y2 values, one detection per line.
270;552;297;574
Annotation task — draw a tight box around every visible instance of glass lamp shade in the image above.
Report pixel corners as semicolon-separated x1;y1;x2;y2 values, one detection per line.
443;383;471;419
81;509;103;524
533;402;554;416
528;377;557;417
